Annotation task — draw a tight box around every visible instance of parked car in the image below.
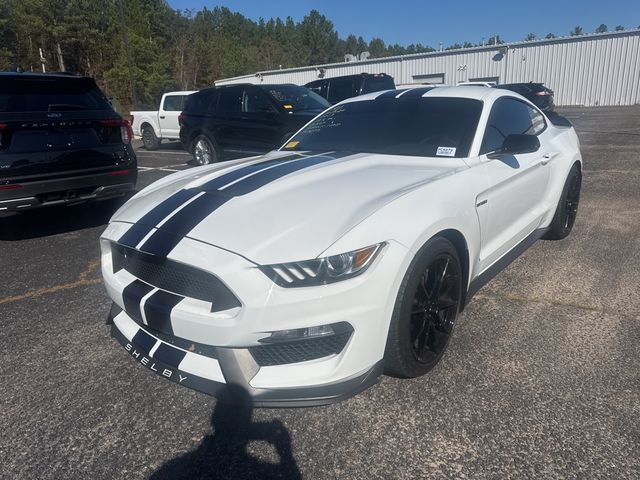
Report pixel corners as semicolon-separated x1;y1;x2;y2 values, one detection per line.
101;86;582;406
179;83;330;165
495;82;555;111
305;73;395;104
0;72;136;213
131;91;196;150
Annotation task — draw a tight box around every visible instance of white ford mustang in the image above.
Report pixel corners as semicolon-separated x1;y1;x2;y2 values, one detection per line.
101;86;582;406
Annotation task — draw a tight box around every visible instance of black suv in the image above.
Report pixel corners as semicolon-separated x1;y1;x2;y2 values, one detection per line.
305;73;395;104
179;84;330;164
494;82;555;112
0;72;136;212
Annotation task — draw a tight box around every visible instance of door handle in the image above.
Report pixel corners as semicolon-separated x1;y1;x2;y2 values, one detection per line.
540;152;558;165
159;116;166;119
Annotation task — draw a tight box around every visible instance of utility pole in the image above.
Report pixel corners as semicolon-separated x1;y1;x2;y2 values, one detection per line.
118;0;138;107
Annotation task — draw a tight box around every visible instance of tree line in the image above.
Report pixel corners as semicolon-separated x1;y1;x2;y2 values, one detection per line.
0;1;636;110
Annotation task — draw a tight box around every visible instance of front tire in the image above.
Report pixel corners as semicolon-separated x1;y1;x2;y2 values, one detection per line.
543;163;582;240
141;125;160;150
191;134;219;165
384;237;463;378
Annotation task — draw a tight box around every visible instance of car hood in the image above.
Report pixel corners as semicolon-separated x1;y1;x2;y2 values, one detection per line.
112;151;465;264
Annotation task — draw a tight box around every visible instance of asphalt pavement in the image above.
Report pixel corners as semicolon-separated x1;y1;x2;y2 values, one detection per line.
0;107;638;479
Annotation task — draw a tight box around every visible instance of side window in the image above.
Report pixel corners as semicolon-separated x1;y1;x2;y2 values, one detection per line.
306;81;328;100
527;105;546;135
185;91;217;115
162;95;185;112
481;98;540;154
217;88;243;115
243;88;276;113
327;77;356;103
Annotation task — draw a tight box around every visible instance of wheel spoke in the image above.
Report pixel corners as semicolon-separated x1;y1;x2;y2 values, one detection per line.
408;253;460;365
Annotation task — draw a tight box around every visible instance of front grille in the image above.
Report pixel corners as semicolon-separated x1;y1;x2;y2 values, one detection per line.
249;332;352;366
112;243;241;312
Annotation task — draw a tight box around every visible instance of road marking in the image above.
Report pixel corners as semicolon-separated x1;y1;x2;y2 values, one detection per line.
0;261;101;306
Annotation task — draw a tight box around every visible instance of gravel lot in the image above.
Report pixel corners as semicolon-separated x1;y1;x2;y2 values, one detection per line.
1;106;638;479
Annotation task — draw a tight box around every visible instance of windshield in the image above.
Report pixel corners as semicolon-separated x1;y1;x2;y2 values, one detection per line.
0;76;111;112
283;97;483;158
265;85;330;112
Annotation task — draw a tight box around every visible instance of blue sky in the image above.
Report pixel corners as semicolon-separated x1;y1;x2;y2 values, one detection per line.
167;0;639;47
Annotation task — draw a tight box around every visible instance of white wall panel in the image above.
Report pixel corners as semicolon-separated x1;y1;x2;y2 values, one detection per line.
216;30;640;106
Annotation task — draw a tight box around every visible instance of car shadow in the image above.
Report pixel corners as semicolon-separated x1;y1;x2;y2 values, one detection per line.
0;198;127;241
149;385;302;480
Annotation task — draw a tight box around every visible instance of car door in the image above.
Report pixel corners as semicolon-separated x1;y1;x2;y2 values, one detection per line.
240;86;284;151
158;95;186;138
214;86;245;149
475;97;551;272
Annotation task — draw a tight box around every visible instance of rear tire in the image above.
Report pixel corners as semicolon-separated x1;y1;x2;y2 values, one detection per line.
191;134;219;165
384;237;463;378
141;125;160;150
543;163;582;240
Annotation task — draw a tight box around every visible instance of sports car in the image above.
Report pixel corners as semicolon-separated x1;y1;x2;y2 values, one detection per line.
100;86;582;407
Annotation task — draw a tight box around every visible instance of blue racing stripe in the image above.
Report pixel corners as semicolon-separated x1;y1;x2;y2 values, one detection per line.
200;153;303;191
144;290;184;335
132;329;156;352
223;151;351;196
138;193;230;257
138;151;351;257
122;280;154;323
117;154;301;248
376;89;408;99
400;87;435;97
153;342;187;368
118;189;200;248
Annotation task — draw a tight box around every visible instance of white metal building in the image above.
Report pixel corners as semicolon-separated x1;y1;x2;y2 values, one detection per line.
215;29;640;107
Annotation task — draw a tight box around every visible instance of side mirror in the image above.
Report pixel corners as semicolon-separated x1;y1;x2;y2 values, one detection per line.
489;134;540;158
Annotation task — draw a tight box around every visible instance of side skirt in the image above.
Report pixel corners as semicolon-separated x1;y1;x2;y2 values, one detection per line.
465;227;549;304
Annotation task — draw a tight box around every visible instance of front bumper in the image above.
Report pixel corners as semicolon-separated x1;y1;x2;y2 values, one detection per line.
109;305;383;407
101;222;410;406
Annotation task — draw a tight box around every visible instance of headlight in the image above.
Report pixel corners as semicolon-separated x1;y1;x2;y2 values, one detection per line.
259;243;384;287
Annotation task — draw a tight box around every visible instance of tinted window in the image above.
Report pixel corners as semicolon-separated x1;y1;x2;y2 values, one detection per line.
305;80;327;99
284;97;482;158
528;105;546;135
481;98;544;154
264;85;329;112
328;77;356;103
217;88;243;114
184;90;218;114
243;88;276;113
0;76;111;112
162;95;186;111
361;75;395;94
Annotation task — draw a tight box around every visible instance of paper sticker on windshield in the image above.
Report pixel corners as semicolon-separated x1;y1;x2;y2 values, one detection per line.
284;140;299;149
436;146;456;157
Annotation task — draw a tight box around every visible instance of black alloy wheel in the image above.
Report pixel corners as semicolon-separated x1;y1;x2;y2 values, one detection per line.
385;236;463;378
544;163;582;240
409;254;461;365
563;169;581;231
